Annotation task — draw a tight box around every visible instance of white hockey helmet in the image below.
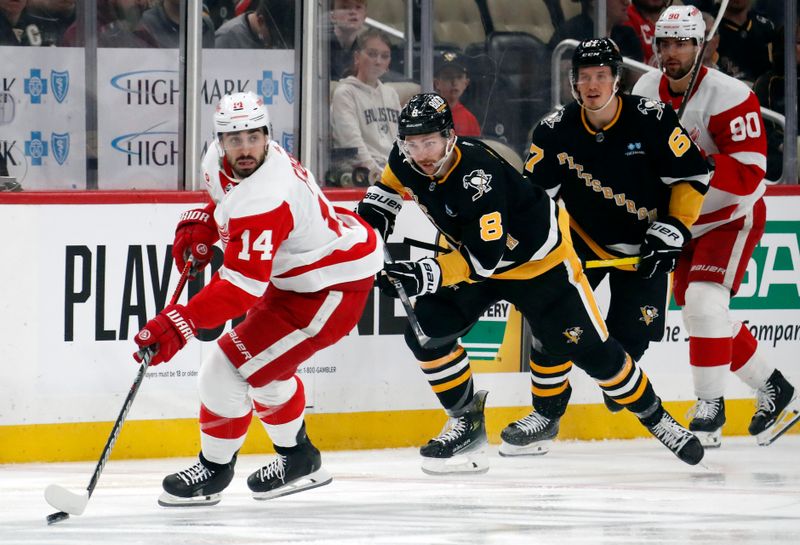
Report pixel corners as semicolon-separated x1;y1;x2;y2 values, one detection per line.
655;5;706;47
214;91;270;136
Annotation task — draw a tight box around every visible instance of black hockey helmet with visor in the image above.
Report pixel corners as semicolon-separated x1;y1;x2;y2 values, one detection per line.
397;93;457;177
570;38;623;108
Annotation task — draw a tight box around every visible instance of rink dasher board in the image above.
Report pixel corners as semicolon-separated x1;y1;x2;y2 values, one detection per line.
0;193;799;460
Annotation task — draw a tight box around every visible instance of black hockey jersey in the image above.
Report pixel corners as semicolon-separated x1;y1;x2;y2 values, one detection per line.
380;137;570;286
523;94;709;260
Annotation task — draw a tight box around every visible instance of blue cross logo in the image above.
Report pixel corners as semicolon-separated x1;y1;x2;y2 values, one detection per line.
25;131;49;166
627;142;642;151
24;69;49;104
257;71;279;105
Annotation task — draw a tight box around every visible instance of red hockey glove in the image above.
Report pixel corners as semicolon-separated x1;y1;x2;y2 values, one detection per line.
172;206;218;279
133;304;196;365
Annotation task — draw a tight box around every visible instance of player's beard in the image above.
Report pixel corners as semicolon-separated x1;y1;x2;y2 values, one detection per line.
663;58;694;81
231;154;264;178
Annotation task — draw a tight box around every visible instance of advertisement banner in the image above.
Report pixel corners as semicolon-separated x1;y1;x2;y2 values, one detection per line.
97;48;295;189
1;196;799;429
0;46;86;190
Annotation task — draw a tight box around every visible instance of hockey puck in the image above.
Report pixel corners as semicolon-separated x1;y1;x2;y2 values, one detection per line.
46;511;70;525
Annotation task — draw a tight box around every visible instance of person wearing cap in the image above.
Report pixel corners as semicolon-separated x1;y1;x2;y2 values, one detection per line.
433;51;481;137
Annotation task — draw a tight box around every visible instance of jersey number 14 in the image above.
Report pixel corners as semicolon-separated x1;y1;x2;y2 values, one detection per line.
238;229;274;260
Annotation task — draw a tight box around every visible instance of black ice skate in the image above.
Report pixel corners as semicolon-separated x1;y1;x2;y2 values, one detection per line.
642;404;704;465
499;411;559;456
688;397;725;448
247;424;332;500
420;390;489;475
749;370;800;446
158;452;236;507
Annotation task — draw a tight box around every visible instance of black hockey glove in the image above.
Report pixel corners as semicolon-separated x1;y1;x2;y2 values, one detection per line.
377;258;442;298
637;217;691;279
355;183;403;241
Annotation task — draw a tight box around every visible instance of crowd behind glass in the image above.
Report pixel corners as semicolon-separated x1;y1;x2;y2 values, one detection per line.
0;0;795;189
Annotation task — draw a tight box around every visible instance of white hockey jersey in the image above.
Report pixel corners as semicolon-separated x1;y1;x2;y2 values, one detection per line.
185;140;383;329
633;66;767;237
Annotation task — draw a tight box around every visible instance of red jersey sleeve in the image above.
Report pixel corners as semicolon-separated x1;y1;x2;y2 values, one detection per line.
706;91;767;196
185;202;295;329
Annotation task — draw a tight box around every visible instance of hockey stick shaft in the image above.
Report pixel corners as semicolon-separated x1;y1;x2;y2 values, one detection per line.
402;237;451;254
677;0;729;120
88;260;193;499
383;245;432;347
584;256;640;269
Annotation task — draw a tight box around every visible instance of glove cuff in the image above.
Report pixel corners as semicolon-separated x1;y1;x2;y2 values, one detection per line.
163;304;197;344
418;257;442;295
662;216;691;243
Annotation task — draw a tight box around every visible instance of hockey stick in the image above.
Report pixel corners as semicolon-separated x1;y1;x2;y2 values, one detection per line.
403;237;450;254
585;256;640;269
44;259;194;525
676;0;730;120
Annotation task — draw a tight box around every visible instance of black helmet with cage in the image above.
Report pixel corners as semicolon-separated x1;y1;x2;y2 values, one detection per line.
398;93;454;139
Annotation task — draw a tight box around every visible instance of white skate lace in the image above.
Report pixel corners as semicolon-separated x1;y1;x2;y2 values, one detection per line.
177;462;213;486
255;455;287;484
754;383;777;416
688;399;721;421
514;412;551;435
651;414;691;451
434;417;468;444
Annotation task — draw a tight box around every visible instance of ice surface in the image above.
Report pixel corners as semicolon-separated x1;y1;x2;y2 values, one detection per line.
2;436;799;545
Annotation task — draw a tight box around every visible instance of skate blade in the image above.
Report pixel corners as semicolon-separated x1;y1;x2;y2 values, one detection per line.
252;468;333;501
421;450;489;475
693;430;722;448
756;395;800;446
498;439;552;457
157;491;222;507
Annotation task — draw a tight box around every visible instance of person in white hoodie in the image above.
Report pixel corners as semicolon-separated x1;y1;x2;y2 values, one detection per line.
331;28;401;184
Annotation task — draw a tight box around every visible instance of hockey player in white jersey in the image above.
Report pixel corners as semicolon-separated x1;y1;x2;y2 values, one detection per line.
634;5;799;448
133;92;383;506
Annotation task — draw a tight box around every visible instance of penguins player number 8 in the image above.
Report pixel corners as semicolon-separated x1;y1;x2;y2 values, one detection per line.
479;212;503;241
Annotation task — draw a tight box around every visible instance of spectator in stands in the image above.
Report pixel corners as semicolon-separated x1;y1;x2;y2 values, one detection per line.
215;0;292;48
136;0;216;48
433;51;480;137
621;0;668;65
0;0;28;45
700;11;720;69
21;0;73;45
62;0;155;47
716;0;776;87
204;0;236;30
754;22;799;181
550;0;643;62
329;0;366;80
330;28;400;185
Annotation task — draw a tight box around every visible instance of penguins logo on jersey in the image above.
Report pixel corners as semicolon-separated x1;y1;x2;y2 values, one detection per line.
563;326;583;344
463;169;492;201
639;305;659;326
637;98;665;120
541;108;565;129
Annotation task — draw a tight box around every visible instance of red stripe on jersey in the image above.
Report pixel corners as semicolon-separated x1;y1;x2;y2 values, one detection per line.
689;336;732;367
253;377;305;425
694;203;739;225
274;207;378;280
199;404;253;439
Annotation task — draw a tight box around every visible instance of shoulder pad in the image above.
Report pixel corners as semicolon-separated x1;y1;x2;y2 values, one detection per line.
540;108;565;129
635;97;667;120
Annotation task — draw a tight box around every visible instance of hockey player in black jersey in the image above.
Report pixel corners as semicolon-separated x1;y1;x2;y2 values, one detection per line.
515;38;710;453
356;92;704;474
